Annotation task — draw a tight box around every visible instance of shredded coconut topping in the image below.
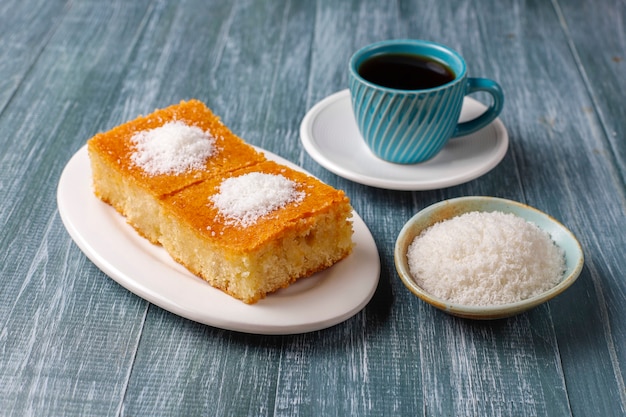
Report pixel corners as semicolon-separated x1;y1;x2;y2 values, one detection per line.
130;121;215;175
407;211;565;306
210;172;305;227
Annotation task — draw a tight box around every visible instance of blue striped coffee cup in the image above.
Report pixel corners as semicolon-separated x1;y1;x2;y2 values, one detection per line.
349;40;504;164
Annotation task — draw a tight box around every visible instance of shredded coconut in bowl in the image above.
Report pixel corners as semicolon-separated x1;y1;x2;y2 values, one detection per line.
130;121;216;175
407;211;565;306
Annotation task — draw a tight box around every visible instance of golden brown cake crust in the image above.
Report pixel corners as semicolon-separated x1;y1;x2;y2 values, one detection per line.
87;99;265;197
162;160;352;253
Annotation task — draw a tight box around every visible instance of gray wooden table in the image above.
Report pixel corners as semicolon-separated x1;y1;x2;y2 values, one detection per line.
1;0;625;416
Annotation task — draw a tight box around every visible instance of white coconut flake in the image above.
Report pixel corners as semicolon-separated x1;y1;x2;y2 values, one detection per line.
130;121;215;175
407;211;565;306
210;172;305;227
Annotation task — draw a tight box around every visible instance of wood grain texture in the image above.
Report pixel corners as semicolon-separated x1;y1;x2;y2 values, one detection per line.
551;0;626;414
0;0;624;416
556;0;626;185
0;0;67;112
0;1;155;416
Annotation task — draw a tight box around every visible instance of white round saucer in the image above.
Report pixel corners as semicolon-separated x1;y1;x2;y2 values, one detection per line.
300;89;509;190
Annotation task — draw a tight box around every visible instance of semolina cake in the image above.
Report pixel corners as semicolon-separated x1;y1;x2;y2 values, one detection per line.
161;160;354;303
87;100;354;303
88;99;265;243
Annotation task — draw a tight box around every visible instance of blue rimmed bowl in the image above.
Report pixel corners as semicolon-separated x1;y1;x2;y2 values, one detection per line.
394;196;584;319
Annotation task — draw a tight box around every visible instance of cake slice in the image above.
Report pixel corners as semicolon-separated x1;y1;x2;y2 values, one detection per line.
87;100;354;303
87;99;265;243
160;160;354;303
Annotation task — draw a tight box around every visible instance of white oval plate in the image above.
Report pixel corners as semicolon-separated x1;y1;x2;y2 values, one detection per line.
300;89;509;190
57;145;380;335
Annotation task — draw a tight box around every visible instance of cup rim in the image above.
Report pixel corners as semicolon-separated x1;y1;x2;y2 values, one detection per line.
349;39;467;93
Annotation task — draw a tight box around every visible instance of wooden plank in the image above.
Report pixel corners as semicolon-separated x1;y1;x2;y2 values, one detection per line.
0;0;67;111
550;0;626;414
0;1;156;415
555;0;626;184
121;310;283;416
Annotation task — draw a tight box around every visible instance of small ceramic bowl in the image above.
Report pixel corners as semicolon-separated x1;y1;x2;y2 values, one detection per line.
394;196;584;319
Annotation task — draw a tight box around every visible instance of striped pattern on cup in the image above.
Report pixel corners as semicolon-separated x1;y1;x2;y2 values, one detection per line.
349;75;465;164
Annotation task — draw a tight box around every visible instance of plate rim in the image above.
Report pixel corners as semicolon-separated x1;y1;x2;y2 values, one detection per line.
300;89;509;191
57;145;380;335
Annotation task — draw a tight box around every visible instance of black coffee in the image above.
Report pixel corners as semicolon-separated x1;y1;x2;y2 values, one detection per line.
358;53;455;90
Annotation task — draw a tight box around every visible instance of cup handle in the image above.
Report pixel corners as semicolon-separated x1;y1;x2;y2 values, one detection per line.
454;77;504;137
